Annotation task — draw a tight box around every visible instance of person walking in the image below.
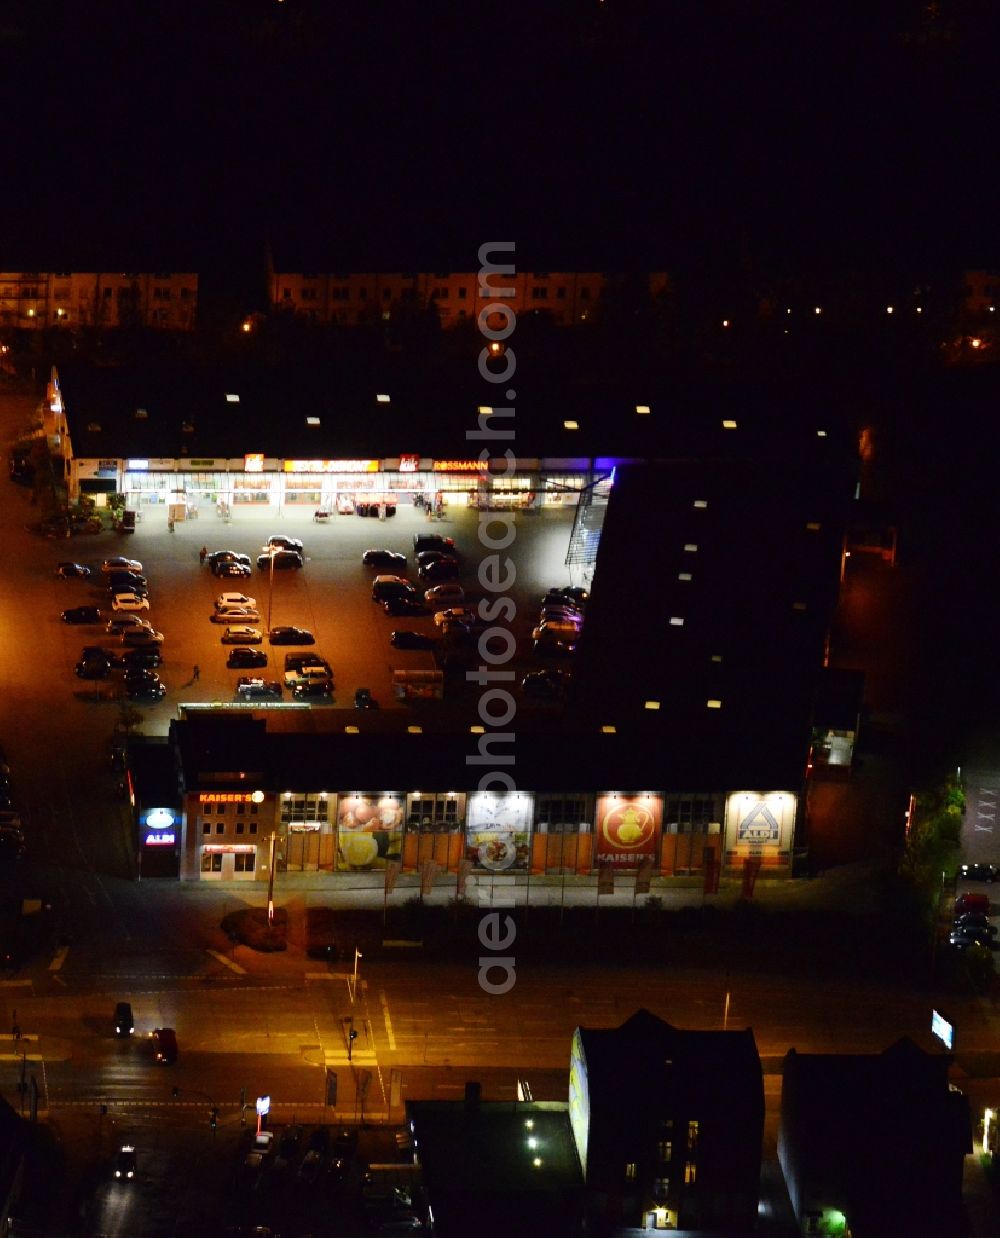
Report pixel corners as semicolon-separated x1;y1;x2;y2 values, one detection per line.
192;664;200;681
199;545;207;564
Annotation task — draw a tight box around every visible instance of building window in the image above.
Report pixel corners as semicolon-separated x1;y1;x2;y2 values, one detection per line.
280;795;329;823
203;803;213;814
249;823;258;835
201;852;223;873
580;287;591;300
359;288;368;300
653;1176;670;1200
407;795;460;829
687;1120;699;1150
251;804;259;815
658;1141;672;1162
215;823;225;835
301;287;317;301
684;1161;696;1184
625;1162;637;1180
236;822;245;835
530;287;548;300
457;287;467;299
667;799;715;833
382;288;392;300
536;796;588;831
202;822;211;836
236;803;245;815
234;852;256;873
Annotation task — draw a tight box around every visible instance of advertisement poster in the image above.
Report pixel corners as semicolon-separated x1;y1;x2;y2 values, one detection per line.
465;791;533;871
336;793;404;870
594;794;662;864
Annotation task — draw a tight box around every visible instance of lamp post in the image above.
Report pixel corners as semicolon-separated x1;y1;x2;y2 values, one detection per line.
267;831;277;927
266;551;276;635
351;947;363;1003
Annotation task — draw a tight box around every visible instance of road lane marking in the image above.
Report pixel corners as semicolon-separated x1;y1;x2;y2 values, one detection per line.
380;989;397;1051
49;947;69;971
0;980;32;988
207;949;246;975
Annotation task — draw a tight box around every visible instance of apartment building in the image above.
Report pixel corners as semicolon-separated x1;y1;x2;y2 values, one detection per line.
268;269;671;327
0;271;198;331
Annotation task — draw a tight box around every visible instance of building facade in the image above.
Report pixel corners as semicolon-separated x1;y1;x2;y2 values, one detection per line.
0;271;198;331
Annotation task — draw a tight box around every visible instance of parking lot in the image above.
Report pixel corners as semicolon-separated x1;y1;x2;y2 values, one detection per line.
49;503;588;729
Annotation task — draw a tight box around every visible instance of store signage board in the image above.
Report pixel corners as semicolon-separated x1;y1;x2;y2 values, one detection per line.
931;1009;954;1050
283;460;379;473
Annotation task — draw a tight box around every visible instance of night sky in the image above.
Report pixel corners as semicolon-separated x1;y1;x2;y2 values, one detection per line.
2;1;998;275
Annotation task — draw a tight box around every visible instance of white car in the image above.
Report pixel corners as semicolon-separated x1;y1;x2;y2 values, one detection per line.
210;607;261;624
216;593;256;610
101;557;143;575
424;583;465;606
112;592;150;612
433;606;476;627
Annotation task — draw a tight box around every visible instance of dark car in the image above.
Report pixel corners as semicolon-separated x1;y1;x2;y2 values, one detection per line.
274;1124;303;1171
960;862;999;883
521;670;569;698
126;681;167;702
62;605;102;624
123;668;160;688
415;550;459;569
950;926;996;951
543;586;589;607
213;560;252;578
354;687;379;709
269;626;315;645
413;533;455;553
953;912;998;935
363;549;407;569
0;831;25;865
115;1001;134;1037
285;652;328;672
372;575;418;603
113;1143;137;1181
107;571;148;590
236;678;283;700
292;680;333;701
76;655;113;679
257;550;303;571
227;647;268;669
56;561;93;579
532;636;577;658
418;559;460;581
108;581;149;600
206;550;250;566
390;631;437;650
120;648;162;669
383;596;427;616
152;1027;178;1064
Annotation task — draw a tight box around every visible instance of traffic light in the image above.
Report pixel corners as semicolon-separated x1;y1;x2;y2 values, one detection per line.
210;1108;218;1130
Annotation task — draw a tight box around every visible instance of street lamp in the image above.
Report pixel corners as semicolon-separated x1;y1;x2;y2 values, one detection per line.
267;831;277;926
265;551;276;635
351;947;363;1002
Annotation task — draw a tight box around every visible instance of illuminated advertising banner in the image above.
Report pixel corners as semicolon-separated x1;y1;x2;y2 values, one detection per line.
244;453;264;472
283;459;379;473
465;791;533;871
594;794;662;864
336;793;404;870
398;454;420;472
432;460;485;472
141;806;177;848
199;792;265;803
725;791;796;856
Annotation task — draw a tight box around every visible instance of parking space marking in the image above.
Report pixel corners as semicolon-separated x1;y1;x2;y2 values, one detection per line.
48;947;69;971
206;949;246;975
380;989;397;1050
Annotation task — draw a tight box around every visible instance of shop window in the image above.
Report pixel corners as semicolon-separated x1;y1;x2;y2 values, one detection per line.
407;796;460;829
234;853;256;873
667;799;715;833
536;796;588;831
201;852;223;873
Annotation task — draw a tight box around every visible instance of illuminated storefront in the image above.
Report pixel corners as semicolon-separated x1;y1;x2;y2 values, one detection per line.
723;791;797;870
336;793;405;870
465;791;534;872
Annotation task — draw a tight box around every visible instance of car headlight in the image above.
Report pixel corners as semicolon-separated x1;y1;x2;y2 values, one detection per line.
127;1170;134;1178
115;1170;121;1178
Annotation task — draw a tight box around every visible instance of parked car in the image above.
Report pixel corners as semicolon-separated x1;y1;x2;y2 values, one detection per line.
236;678;283;700
114;1002;134;1037
107;572;148;591
416;551;459;569
953;912;998;935
354;687;379;709
61;605;101;624
423;582;465;606
372;575;418;603
433;606;476;627
950;926;996;951
227;647;268;669
123;669;160;688
76;657;111;679
418;559;459;581
274;1124;303;1171
522;670;569;698
538;604;583;623
56;561;93;579
363;549;407;569
543;586;588;606
102;557;143;574
206;550;250;566
390;631;437;650
257;550;303;571
151;1027;178;1063
210;606;260;623
213;560;252;578
292;680;334;702
955;892;991;917
244;1130;274;1171
264;535;304;553
216;593;257;610
532;635;577;658
413;533;455;554
285;652;328;672
107;615;152;635
120;648;163;669
959;862;999;883
383;596;427;616
222;626;263;645
121;628;164;647
284;662;333;687
532;620;582;642
269;626;315;645
126;679;167;701
112;592;150;612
